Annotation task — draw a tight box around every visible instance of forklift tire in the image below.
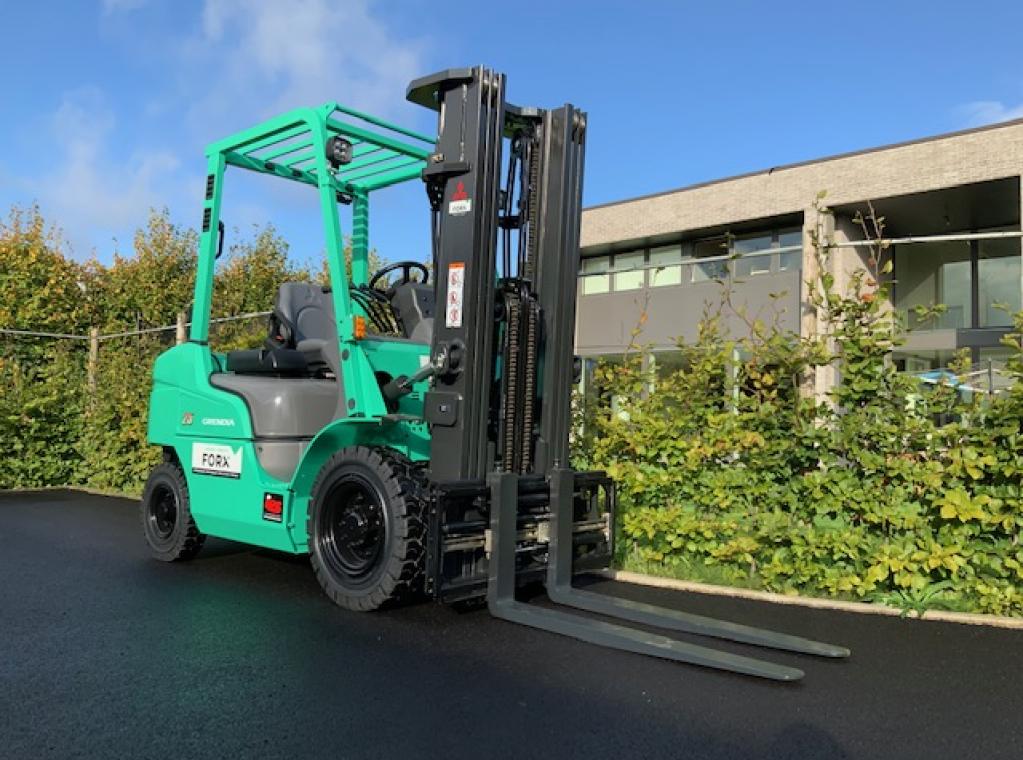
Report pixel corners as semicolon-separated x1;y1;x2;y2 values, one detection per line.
308;446;426;611
140;462;206;562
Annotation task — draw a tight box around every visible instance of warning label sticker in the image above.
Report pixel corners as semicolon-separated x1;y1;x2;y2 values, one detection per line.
191;443;242;479
446;262;465;328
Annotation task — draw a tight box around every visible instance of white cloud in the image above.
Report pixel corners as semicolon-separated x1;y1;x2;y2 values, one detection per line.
960;99;1023;127
32;87;186;256
184;0;426;132
13;1;426;259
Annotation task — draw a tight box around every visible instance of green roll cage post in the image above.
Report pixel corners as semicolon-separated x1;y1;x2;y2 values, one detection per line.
192;102;434;419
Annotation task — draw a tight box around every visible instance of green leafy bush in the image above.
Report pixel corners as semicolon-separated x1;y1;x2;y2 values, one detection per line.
0;207;314;494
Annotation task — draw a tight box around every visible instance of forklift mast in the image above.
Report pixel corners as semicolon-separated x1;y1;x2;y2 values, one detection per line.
405;67;849;680
407;67;582;482
406;67;612;605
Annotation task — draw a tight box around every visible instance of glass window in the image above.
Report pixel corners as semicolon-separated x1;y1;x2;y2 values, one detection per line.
581;255;610;295
694;237;728;258
692;237;728;283
895;240;972;330
778;229;803;248
894;349;958;373
778;228;803;272
613;250;645;291
977;236;1022;327
978;347;1016;394
734;233;773;256
691;258;728;283
648;245;682;287
733;233;773;278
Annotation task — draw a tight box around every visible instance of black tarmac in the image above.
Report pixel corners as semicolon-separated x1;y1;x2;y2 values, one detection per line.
1;490;1021;759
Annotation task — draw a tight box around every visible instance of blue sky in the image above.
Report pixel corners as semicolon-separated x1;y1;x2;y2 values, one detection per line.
2;0;1023;268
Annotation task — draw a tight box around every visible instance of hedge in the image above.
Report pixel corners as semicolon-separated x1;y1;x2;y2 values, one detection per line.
2;202;1022;616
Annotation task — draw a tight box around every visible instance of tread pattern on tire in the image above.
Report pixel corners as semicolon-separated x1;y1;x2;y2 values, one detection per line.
308;446;428;611
141;461;206;562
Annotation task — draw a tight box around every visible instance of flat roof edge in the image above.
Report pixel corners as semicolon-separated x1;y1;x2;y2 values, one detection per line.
583;116;1023;213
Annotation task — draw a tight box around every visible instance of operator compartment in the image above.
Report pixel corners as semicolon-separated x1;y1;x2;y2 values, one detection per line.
212;282;343;481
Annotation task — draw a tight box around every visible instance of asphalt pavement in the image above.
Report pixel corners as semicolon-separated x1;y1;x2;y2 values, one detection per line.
1;490;1021;759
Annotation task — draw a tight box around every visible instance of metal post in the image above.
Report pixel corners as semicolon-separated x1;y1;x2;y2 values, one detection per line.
87;327;99;393
175;312;187;345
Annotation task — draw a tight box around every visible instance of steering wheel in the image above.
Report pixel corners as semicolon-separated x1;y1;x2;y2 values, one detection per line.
368;261;429;290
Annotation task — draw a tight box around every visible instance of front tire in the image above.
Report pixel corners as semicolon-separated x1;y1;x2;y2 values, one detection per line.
308;446;426;611
140;461;205;562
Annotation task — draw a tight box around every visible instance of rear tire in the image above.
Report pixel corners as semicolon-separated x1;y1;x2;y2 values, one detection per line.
140;462;206;562
308;446;426;611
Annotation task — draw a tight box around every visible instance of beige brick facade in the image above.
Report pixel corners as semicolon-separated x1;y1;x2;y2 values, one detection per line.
581;118;1023;250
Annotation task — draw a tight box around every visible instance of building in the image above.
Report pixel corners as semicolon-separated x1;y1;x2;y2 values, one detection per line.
577;118;1023;396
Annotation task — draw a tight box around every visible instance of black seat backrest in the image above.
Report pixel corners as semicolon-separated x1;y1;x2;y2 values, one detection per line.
390;282;435;344
272;283;341;380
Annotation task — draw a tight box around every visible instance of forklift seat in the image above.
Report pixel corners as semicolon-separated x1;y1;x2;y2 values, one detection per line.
389;282;435;343
269;282;342;378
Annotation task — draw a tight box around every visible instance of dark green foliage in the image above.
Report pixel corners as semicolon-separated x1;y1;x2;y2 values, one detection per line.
0;207;317;494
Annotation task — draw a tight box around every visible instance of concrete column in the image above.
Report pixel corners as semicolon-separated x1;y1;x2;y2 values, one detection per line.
831;212;875;299
801;205;833;401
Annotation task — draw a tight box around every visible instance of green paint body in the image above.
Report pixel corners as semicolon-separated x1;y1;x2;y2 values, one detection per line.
146;104;435;555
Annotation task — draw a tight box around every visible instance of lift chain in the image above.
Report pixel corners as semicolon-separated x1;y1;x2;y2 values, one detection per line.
500;293;521;473
523;135;541;283
519;298;540;473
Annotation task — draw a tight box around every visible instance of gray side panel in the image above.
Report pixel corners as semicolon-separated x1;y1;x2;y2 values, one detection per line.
210;375;339;437
254;440;310;481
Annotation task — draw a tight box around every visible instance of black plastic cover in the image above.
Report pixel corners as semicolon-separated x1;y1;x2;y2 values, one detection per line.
406;67;475;111
225;348;308;375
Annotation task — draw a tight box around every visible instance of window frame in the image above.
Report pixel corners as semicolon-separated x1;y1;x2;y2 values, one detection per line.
578;225;805;296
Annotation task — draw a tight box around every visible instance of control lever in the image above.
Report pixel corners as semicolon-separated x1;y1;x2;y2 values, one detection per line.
382;340;465;404
381;356;441;403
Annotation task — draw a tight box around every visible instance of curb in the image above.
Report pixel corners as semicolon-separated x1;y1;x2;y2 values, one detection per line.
599;569;1023;630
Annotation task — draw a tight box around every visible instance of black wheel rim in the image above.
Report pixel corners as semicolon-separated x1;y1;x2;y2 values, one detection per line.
318;473;388;586
148;483;178;541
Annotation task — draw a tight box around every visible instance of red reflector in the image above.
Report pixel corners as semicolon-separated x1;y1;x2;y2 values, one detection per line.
263;492;284;522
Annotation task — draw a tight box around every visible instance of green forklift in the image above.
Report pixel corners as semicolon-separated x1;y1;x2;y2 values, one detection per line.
142;66;849;680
